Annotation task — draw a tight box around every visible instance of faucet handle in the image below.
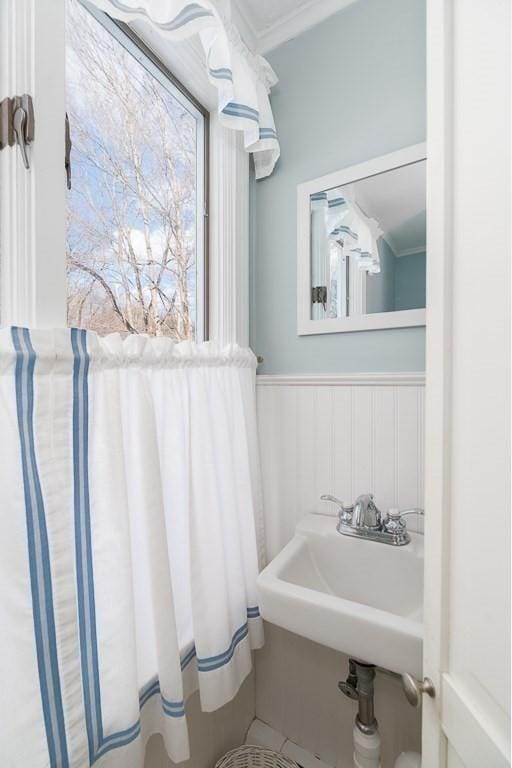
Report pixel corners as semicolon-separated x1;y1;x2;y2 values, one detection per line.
383;507;424;535
320;495;353;524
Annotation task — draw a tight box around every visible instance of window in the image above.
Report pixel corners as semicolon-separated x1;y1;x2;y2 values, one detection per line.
65;0;208;340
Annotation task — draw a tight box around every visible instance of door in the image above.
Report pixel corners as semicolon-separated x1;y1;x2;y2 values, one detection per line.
423;0;511;765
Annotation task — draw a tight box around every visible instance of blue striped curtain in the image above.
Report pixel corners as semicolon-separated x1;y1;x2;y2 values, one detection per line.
0;328;264;768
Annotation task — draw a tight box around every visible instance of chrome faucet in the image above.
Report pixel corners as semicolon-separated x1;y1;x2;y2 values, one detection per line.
352;494;381;530
320;493;424;546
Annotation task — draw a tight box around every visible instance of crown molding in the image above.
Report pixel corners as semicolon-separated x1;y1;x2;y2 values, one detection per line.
256;372;425;387
232;0;359;56
395;245;427;258
229;0;258;52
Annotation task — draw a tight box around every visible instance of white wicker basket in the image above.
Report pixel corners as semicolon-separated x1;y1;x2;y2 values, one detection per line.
214;746;299;768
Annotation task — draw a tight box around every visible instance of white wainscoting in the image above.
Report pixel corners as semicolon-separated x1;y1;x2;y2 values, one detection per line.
256;373;425;560
255;373;425;766
255;624;421;768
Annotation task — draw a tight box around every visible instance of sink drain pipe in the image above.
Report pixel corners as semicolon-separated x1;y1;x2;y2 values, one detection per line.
339;659;381;768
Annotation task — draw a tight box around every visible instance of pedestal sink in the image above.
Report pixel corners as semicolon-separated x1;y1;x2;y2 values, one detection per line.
257;514;423;677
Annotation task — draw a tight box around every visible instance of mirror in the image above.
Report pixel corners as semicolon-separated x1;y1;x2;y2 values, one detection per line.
297;144;427;335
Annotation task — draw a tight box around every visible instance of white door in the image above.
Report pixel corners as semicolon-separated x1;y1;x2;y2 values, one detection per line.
423;1;511;766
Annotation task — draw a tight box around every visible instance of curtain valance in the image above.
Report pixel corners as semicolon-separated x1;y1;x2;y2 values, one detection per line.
88;0;280;179
325;188;382;275
0;327;264;768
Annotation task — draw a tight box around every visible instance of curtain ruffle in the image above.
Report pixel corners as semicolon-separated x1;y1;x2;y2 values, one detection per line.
0;328;257;371
87;0;280;179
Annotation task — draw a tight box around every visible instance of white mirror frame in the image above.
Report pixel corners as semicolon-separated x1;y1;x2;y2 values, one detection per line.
297;142;427;335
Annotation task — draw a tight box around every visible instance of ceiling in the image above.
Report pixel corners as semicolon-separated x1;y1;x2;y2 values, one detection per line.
353;161;427;257
231;0;358;54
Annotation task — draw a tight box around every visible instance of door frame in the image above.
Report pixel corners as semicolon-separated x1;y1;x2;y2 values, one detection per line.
423;1;511;765
422;0;453;763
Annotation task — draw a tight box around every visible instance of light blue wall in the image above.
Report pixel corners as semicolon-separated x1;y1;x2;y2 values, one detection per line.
394;251;427;310
250;0;426;374
366;239;396;314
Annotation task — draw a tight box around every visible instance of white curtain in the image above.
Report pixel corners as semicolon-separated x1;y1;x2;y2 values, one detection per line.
87;0;280;179
0;328;264;768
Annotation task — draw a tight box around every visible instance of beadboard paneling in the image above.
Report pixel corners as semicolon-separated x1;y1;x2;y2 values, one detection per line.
256;375;425;561
255;624;421;768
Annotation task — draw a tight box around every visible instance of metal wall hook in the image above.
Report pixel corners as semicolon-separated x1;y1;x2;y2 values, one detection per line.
13;106;30;169
0;94;34;170
65;113;72;189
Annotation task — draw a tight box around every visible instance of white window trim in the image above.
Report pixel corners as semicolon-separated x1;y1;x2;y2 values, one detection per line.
0;0;250;347
0;0;67;329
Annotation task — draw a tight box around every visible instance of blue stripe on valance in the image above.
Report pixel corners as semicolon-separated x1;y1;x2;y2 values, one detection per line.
222;102;260;122
259;127;277;140
107;0;213;31
209;67;233;82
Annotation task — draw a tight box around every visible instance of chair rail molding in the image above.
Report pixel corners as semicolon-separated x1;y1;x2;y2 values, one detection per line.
256;372;425;387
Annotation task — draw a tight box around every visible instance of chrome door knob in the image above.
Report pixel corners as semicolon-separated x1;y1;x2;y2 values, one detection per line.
401;673;436;707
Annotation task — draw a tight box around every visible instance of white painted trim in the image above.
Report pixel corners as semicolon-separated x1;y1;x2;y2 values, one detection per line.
421;0;453;763
298;143;427;203
208;113;250;346
229;1;258;53
234;0;360;55
298;308;426;335
297;143;427;336
0;9;250;344
442;676;510;768
0;0;67;328
396;245;427;259
130;20;217;111
423;1;511;764
128;24;250;346
256;372;425;387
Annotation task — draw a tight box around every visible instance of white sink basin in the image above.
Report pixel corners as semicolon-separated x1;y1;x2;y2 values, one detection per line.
257;514;423;677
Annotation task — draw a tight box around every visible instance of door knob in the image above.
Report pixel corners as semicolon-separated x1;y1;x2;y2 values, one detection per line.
401;673;435;707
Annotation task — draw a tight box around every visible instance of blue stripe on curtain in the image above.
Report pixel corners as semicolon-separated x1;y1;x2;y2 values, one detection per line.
209;67;233;82
70;329;261;759
71;328;187;763
12;327;70;768
71;328;103;762
221;102;260;122
106;1;213;31
15;328;261;763
197;623;249;672
180;606;260;673
95;721;142;761
259;128;277;140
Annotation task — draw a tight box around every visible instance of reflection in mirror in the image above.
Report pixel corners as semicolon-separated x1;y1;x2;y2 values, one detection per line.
310;160;426;320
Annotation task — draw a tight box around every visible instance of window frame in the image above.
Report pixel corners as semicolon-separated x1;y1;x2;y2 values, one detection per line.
0;0;249;347
68;1;210;341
